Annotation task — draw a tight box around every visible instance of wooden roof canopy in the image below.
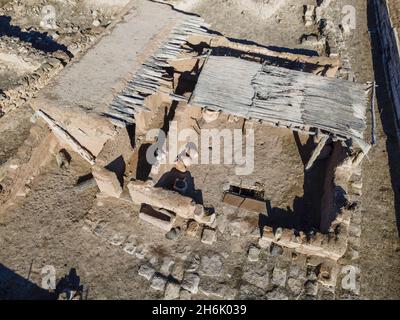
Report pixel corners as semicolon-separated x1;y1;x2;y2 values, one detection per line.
189;55;370;152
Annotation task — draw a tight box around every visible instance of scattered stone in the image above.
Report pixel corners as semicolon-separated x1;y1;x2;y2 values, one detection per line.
160;257;175;276
266;288;289;300
228;221;242;237
289;265;302;278
179;289;192;300
135;245;148;260
300;34;325;48
123;236;137;255
92;19;101;27
186;255;201;272
55;149;70;169
165;227;181;240
247;245;260;262
93;222;107;238
199;282;225;298
186;220;201;237
164;281;180;300
181;273;200;294
242;264;270;290
287;278;303;295
139;205;176;232
138;263;155;281
200;254;224;277
304;280;318;296
348;246;360;261
319;263;332;281
306;262;320;279
201;227;217;245
270;243;284;256
259;226;274;248
109;233;126;246
349;224;361;238
271;267;287;287
16;185;30;197
149;256;158;266
228;219;254;237
92;165;122;198
238;284;265;300
303;5;315;27
199;279;235;298
171;263;185;281
151;273;168;291
319;286;336;300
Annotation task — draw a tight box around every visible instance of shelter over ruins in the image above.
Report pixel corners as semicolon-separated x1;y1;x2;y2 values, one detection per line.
190;56;369;152
28;0;372;261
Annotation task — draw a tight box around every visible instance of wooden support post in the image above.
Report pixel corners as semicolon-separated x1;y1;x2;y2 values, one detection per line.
305;135;330;170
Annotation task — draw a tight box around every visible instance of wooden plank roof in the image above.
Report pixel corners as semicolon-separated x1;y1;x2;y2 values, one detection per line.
191;56;369;147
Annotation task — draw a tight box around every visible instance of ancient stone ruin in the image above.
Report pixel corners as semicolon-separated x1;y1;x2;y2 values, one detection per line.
1;0;398;301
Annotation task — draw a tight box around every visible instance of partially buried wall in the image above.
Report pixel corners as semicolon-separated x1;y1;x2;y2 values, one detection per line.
373;0;400;138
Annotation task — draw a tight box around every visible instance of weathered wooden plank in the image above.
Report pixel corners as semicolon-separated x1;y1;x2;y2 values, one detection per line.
37;110;96;165
191;56;369;147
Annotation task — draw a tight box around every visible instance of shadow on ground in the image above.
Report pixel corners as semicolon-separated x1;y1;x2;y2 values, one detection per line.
0;263;57;300
367;0;400;236
0;16;72;57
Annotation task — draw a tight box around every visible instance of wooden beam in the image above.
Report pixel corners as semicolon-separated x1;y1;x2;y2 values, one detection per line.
37;110;96;165
305;135;330;170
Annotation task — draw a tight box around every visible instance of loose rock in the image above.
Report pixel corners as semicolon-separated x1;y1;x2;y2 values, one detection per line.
151;273;168;291
201;228;217;245
164;281;180;299
138;263;155;281
181;273;200;294
247;245;260;262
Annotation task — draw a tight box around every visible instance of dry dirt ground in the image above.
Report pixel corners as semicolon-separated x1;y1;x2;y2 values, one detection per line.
0;0;399;300
389;0;400;29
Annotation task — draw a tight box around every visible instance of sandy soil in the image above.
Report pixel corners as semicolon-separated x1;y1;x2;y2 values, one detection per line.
0;106;33;166
389;0;400;29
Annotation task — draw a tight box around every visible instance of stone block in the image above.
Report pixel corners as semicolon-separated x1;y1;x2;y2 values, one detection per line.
128;180;200;219
181;273;200;294
151;273;168;291
194;205;216;226
139;204;176;231
164;281;180;300
92;165;122;198
186;220;201;237
271;267;287;287
247;245;260;262
201;228;217;245
138;263;155;281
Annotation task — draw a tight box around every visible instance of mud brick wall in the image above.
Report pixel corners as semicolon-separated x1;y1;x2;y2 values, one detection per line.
374;0;400;137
